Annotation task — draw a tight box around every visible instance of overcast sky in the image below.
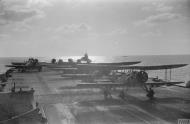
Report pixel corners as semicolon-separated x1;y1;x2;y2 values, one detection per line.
0;0;190;57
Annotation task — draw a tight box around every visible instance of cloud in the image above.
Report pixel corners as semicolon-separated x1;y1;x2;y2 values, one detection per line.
0;34;9;39
153;2;173;12
138;1;183;27
142;2;173;12
141;30;161;38
55;23;91;33
135;12;181;27
0;34;10;42
0;0;45;26
27;0;52;7
46;23;92;41
0;18;7;25
12;22;32;31
107;28;128;35
0;9;38;23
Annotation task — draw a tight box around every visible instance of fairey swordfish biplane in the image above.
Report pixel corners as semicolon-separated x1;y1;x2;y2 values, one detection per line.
49;54;188;99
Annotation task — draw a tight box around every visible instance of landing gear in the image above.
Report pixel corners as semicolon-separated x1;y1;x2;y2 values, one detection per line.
119;90;125;99
38;67;42;72
103;87;128;100
103;87;112;100
21;68;26;72
146;88;155;99
143;85;155;99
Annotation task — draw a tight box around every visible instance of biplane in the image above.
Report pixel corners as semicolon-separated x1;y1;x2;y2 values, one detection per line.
57;63;188;99
46;53;141;69
6;58;43;72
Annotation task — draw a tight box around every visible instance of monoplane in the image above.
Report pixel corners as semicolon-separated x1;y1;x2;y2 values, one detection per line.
6;58;43;72
46;53;141;69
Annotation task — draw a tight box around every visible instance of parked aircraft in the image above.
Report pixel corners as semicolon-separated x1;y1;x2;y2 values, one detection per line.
47;53;141;68
59;63;188;99
6;58;43;72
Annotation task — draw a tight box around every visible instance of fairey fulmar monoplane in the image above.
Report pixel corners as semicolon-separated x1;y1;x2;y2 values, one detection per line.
6;58;43;72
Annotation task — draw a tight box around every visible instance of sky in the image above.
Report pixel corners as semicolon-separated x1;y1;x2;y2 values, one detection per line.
0;0;190;57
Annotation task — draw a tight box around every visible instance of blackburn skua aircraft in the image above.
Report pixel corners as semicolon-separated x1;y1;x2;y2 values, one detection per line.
58;63;188;99
6;58;43;72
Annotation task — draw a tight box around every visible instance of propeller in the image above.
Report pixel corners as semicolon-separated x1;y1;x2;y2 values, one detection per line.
137;71;148;83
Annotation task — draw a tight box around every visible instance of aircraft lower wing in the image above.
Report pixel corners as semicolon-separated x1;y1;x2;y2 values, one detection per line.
77;83;125;88
51;64;188;72
11;62;26;65
6;65;33;68
174;83;190;88
146;78;184;87
62;74;93;77
76;78;184;89
49;67;78;71
6;65;25;68
44;65;74;69
61;74;97;79
121;64;188;70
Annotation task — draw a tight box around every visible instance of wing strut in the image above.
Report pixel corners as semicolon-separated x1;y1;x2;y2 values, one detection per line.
165;69;167;81
165;69;172;81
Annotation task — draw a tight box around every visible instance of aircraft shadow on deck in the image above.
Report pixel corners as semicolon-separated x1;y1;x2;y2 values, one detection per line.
76;98;126;107
152;97;190;104
124;95;190;122
72;94;190;123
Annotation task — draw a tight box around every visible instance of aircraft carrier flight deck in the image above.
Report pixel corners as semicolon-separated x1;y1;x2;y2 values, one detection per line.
2;68;189;124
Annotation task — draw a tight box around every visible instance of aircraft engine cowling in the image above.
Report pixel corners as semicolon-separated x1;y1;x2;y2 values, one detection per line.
137;71;148;83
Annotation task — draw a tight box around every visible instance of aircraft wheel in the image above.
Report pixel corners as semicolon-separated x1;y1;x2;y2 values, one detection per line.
146;89;155;99
21;69;26;72
104;91;108;100
108;92;112;99
119;90;125;99
38;67;42;72
1;84;6;87
41;117;48;123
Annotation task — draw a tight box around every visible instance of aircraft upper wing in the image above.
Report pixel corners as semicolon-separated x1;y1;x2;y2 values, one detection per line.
46;63;188;72
44;61;141;68
75;63;188;71
120;64;188;70
6;65;26;68
78;61;141;66
5;65;42;68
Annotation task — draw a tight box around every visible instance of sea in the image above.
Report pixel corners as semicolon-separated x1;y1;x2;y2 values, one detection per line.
0;55;190;83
